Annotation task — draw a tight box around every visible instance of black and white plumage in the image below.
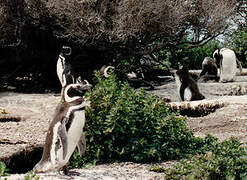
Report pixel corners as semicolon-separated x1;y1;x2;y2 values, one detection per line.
175;65;205;101
213;48;242;83
200;57;218;77
33;79;92;173
198;57;219;82
57;54;66;84
99;65;115;78
56;46;74;86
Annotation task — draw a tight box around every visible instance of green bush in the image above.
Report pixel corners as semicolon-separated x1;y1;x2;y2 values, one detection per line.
156;40;220;69
185;41;220;69
68;72;247;179
151;137;247;179
69;72;216;167
228;31;247;67
0;161;8;177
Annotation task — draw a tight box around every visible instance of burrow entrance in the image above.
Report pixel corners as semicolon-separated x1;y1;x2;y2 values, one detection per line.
0;117;21;123
1;147;43;174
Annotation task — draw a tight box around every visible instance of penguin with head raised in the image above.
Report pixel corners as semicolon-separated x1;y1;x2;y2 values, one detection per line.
99;65;115;78
57;46;74;85
33;73;92;174
57;46;87;159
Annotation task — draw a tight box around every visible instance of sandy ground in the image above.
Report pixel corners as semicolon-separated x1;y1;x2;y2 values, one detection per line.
0;93;59;160
1;71;247;179
3;162;172;180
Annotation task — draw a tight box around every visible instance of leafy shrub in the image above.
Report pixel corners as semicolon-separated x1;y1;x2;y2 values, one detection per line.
185;41;220;69
156;40;220;69
69;72;216;167
228;31;247;67
0;161;8;177
151;137;247;179
24;171;40;180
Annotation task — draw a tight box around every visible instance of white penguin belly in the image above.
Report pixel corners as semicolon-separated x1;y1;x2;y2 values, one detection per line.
184;88;192;101
220;51;237;82
50;122;63;167
175;75;192;101
56;55;64;84
64;110;85;162
175;75;181;100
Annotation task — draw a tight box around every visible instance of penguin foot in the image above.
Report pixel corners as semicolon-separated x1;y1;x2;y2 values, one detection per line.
60;165;80;177
64;170;81;176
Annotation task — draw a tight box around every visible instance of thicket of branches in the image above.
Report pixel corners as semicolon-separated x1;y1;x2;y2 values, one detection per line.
0;0;246;79
1;0;241;49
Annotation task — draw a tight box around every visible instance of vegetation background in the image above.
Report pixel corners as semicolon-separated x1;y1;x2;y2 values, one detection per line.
1;0;247;179
1;0;247;89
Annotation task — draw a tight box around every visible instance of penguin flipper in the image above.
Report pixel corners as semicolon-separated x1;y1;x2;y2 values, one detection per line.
58;124;68;159
77;133;86;156
180;83;186;101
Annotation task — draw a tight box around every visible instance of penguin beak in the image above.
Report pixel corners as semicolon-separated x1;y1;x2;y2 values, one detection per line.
76;84;92;93
75;81;92;95
66;82;92;98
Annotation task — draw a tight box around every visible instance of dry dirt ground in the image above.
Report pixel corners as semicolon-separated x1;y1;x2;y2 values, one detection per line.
1;70;247;179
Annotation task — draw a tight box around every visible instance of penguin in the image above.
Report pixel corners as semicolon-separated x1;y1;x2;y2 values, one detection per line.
213;48;242;83
175;65;205;101
198;57;219;82
99;65;115;78
56;46;74;85
33;77;92;173
56;46;87;171
200;57;218;77
56;45;78;97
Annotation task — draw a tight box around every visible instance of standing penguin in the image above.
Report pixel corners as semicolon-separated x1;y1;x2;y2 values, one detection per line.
213;48;242;83
175;65;205;101
57;46;74;85
33;78;92;173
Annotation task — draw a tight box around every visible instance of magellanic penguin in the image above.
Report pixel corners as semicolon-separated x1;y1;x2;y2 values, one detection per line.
99;65;115;78
175;65;205;101
33;79;92;173
57;46;74;85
